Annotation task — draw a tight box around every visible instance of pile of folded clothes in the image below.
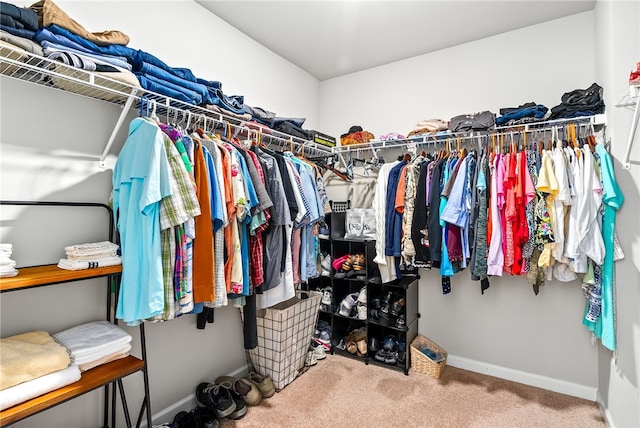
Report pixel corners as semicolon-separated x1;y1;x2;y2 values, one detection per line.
57;240;121;271
0;330;80;411
549;82;605;120
407;119;449;137
1;0;332;142
340;125;375;146
0;243;18;277
53;321;132;372
495;102;549;126
0;321;132;411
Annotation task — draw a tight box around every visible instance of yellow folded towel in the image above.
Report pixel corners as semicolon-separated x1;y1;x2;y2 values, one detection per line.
1;330;71;390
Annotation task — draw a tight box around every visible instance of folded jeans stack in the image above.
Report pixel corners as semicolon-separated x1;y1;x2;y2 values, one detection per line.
57;240;121;270
496;103;549;125
0;243;18;277
0;0;38;39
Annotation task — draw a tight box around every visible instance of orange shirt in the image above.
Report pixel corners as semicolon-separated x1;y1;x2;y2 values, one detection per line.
192;140;215;303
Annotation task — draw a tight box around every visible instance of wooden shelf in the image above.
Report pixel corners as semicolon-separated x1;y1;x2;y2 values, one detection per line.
0;264;122;292
0;355;144;426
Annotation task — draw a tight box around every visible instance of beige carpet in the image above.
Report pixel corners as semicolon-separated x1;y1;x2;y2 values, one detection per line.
221;355;605;428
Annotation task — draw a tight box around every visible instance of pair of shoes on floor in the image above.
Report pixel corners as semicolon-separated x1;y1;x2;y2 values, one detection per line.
215;375;262;407
173;406;219;428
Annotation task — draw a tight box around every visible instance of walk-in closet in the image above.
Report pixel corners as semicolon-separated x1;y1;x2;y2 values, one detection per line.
0;1;638;428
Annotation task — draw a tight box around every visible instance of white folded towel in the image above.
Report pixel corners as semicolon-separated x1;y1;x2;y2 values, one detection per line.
0;257;16;267
0;269;18;277
53;321;132;366
64;241;118;256
0;364;81;411
0;243;12;251
66;250;118;261
72;342;132;366
78;348;131;372
57;256;121;271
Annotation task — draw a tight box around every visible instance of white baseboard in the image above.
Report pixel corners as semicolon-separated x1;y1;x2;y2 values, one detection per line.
141;365;250;428
597;391;615;428
446;354;598;401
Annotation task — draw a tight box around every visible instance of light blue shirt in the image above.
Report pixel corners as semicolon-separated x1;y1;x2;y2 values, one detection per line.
113;118;171;325
593;144;624;350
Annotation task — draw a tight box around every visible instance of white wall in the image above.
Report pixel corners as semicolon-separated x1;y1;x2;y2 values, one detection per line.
0;1;319;427
320;12;602;395
594;1;640;427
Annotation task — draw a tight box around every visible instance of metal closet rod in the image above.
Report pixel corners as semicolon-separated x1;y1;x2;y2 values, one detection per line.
332;114;605;155
136;97;333;155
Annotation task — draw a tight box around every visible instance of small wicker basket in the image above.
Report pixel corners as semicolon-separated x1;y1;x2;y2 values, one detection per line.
410;335;447;379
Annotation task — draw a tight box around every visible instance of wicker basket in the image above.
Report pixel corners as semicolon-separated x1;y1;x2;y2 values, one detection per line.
410;335;447;379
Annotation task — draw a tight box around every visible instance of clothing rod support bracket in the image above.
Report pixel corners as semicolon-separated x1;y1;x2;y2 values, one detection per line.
99;88;139;168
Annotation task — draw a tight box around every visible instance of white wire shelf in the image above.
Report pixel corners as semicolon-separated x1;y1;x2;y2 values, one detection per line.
331;114;606;156
0;45;333;166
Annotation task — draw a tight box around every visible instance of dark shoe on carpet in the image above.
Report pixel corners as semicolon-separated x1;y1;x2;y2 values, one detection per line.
195;382;236;419
193;406;220;428
220;381;248;420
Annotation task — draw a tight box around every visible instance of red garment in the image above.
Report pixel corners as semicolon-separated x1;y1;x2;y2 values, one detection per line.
245;148;270;288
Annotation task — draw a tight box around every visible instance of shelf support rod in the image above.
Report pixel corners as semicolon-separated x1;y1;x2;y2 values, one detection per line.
99;88;139;168
622;95;640;169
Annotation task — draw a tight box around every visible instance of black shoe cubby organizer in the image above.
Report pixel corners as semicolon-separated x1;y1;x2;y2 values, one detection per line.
306;202;419;375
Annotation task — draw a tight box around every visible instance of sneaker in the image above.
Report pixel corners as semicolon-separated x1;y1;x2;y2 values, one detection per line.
318;222;330;239
321;254;331;277
192;406;220;428
317;328;331;344
356;303;367;320
195;382;236;419
219;381;247;420
374;349;388;362
338;293;358;317
305;350;318;366
321;286;333;306
356;286;367;304
310;342;327;360
384;351;398;365
249;372;275;398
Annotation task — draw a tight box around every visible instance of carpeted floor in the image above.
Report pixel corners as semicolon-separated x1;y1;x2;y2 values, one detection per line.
221;354;605;428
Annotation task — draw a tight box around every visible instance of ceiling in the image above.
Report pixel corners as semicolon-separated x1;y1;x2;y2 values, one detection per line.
196;1;596;81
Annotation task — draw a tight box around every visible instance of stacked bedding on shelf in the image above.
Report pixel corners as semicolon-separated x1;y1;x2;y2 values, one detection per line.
0;321;132;410
0;330;79;411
